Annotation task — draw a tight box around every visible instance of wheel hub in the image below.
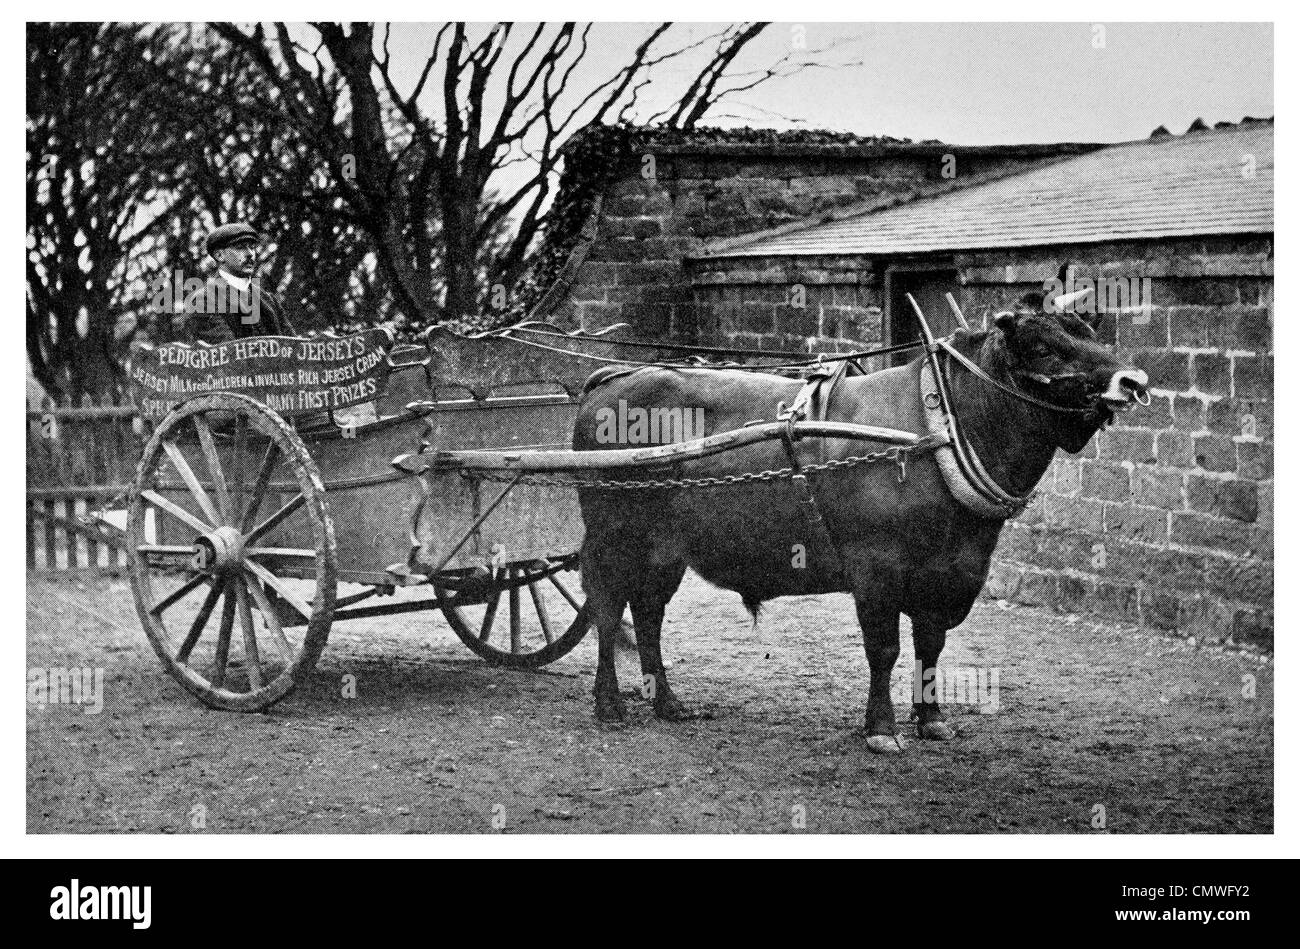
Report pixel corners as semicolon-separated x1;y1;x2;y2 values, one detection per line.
193;525;245;572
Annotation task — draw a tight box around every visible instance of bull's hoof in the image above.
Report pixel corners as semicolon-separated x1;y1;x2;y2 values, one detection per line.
594;695;626;723
654;695;699;722
865;734;905;754
917;719;957;741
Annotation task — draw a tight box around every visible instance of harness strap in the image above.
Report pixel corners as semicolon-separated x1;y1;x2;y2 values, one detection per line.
777;424;845;579
775;360;854;578
778;359;853;464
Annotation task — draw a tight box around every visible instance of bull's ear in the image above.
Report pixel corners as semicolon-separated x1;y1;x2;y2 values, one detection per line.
993;310;1018;336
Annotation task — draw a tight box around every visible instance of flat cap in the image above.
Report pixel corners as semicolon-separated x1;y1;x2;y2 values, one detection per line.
205;222;264;256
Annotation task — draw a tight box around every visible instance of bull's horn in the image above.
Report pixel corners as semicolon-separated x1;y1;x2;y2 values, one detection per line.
1052;287;1094;311
945;292;971;331
906;293;937;347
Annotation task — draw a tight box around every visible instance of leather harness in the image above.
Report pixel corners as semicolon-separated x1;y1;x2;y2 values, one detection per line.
773;340;1040;575
774;359;857;577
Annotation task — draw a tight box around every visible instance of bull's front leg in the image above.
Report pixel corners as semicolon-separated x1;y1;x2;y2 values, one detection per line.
855;597;904;754
911;616;957;741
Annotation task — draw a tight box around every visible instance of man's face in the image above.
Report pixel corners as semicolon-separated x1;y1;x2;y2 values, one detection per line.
214;240;258;278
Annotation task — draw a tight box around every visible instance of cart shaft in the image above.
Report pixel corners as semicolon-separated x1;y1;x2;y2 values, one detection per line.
417;419;924;474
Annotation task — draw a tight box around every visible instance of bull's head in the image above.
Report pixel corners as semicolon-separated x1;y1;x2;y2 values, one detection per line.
986;301;1149;453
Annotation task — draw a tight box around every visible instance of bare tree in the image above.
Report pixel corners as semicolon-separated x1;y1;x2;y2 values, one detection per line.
26;23;196;400
143;26;387;335
207;22;785;328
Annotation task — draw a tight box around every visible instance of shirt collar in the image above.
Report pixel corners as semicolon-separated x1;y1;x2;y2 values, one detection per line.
218;269;252;293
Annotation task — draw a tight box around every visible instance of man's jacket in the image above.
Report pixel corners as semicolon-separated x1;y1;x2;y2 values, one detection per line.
180;272;297;344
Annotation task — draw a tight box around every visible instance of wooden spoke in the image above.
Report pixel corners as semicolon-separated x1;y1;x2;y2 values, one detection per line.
177;577;225;664
245;493;304;546
245;547;317;560
211;586;236;689
137;544;198;557
548;572;583;610
508;569;522;654
149;572;209;618
141;489;211;534
234;577;264;690
243;571;295;664
231;415;246;528
193;415;232;525
240;441;280;532
162;439;221;527
478;589;501;642
243;558;314;622
528;579;555;644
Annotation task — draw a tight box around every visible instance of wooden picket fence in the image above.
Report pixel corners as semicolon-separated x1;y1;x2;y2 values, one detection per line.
26;392;144;573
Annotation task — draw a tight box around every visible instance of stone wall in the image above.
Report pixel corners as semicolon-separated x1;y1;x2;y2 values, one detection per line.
689;255;884;354
957;237;1273;648
551;132;1096;348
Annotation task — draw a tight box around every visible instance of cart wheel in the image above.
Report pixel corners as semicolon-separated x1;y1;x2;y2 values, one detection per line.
435;560;593;668
126;393;336;711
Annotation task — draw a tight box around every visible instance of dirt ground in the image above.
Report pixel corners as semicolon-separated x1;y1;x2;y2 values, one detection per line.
27;570;1271;834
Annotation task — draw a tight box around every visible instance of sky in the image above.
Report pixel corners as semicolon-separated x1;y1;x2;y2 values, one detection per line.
384;21;1273;146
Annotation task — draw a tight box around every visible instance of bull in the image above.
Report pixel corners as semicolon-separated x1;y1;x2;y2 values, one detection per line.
574;299;1149;753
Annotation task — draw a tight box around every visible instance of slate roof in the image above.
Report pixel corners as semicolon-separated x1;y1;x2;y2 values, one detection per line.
700;120;1273;258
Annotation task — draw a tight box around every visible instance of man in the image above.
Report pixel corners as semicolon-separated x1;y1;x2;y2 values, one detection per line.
181;222;297;343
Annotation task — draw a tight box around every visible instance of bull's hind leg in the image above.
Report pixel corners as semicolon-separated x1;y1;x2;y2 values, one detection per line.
911;616;957;740
629;563;694;721
855;597;905;754
581;543;631;723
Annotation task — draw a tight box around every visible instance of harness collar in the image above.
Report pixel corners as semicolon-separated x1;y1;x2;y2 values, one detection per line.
920;353;1035;521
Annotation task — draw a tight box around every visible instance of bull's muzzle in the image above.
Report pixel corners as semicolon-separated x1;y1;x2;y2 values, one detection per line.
1101;368;1150;409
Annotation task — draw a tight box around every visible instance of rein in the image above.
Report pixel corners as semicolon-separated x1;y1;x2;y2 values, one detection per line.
495;324;926;373
497;322;1103;415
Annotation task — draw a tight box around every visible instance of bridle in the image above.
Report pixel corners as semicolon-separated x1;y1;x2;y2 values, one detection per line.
936;337;1140;418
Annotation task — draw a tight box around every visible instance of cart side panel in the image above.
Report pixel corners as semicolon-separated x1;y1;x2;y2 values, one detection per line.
306;397;583;581
298;415;428;582
417;475;582;572
411;398;584;573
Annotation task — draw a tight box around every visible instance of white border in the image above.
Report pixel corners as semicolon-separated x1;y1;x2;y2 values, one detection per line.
7;3;1289;860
